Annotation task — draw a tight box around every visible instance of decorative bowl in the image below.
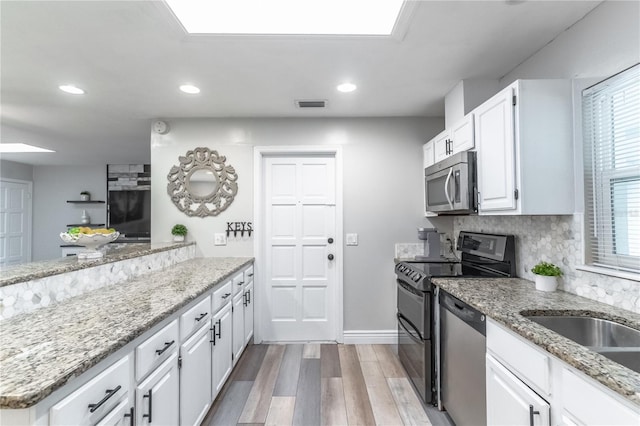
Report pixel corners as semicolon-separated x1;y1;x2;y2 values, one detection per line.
60;231;120;258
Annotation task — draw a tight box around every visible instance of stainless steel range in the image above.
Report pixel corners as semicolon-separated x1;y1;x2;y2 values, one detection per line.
395;231;516;407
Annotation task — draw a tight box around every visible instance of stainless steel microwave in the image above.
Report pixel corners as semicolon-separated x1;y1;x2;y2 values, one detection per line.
425;151;477;214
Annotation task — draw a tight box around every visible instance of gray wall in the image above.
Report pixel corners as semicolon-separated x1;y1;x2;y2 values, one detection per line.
151;117;447;331
32;166;107;260
1;159;33;181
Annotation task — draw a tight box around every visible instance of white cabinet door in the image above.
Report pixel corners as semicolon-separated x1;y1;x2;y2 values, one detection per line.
450;114;474;154
433;130;451;163
179;324;212;426
475;87;517;212
212;303;232;398
486;354;550;426
423;141;435;169
136;353;179;426
244;281;254;345
232;291;245;364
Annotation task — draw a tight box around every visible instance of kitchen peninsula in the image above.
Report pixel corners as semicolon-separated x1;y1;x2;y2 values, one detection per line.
0;242;254;426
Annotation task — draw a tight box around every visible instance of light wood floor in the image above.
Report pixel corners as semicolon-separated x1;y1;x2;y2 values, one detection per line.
202;344;453;426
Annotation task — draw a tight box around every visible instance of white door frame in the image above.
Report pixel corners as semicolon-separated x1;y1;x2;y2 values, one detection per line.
0;177;33;264
253;146;344;343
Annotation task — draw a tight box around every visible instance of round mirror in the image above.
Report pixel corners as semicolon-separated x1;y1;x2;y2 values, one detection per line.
187;168;218;198
167;147;238;217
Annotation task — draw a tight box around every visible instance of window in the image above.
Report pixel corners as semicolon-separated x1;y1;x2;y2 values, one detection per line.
583;64;640;273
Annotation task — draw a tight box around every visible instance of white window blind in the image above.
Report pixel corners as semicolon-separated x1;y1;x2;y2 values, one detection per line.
583;64;640;273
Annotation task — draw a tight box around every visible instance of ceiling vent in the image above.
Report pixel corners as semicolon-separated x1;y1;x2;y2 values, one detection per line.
295;100;327;108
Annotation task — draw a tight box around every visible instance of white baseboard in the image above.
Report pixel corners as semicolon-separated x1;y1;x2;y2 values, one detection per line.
343;329;398;344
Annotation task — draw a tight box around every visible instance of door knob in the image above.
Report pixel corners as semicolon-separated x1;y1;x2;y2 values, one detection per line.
328;237;334;244
328;254;334;261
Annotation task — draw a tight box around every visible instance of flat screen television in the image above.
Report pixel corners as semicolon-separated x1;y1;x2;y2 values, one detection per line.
107;190;151;239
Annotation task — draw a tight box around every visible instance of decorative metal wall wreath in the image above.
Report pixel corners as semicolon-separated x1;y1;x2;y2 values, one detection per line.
167;147;238;217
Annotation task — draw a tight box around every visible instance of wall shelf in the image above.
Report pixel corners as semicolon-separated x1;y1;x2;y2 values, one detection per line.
66;200;105;204
66;223;106;227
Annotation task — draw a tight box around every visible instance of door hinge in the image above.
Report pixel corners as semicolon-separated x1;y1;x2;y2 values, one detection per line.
514;189;519;200
512;95;517;106
178;355;182;369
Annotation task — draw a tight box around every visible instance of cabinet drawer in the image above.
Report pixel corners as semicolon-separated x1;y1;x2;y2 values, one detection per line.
562;368;639;425
232;272;245;295
180;295;211;342
212;280;232;313
50;355;131;425
95;398;132;426
487;320;550;395
244;265;254;284
136;319;178;381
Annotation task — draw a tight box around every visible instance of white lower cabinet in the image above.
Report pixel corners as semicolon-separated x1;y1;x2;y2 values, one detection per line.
487;319;640;426
244;281;254;345
179;323;212;426
486;354;550;426
136;352;179;426
50;355;132;426
212;302;233;398
232;290;245;365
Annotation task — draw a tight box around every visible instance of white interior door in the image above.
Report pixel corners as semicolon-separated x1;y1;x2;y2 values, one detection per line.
0;179;32;267
263;155;337;342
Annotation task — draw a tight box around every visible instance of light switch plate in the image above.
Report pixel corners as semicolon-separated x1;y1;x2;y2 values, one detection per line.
346;233;358;246
214;233;227;246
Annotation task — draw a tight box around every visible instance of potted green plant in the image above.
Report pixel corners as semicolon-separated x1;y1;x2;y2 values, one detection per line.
171;224;187;242
531;261;562;292
80;191;91;201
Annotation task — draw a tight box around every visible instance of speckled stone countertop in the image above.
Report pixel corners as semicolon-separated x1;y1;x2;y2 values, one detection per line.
0;242;195;288
0;256;252;409
433;277;640;406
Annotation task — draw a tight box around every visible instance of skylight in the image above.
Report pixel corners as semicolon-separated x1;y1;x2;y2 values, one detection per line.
164;0;406;35
0;143;55;153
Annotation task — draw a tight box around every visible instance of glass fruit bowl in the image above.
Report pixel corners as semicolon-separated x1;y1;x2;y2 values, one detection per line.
60;231;120;259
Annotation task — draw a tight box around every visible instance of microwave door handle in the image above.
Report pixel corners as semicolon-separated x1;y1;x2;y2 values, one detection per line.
444;167;454;209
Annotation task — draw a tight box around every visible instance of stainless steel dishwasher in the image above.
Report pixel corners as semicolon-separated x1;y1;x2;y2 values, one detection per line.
440;290;486;426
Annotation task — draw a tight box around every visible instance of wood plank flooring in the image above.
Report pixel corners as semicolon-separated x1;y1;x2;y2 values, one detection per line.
202;344;453;426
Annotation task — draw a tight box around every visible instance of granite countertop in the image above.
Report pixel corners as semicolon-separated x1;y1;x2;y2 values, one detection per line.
0;256;253;409
433;277;640;406
0;241;195;288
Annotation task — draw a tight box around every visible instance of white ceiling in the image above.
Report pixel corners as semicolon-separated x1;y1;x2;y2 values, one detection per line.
0;0;601;166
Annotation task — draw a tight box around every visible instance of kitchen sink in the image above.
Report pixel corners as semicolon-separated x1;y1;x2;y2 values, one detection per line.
524;315;640;347
523;315;640;374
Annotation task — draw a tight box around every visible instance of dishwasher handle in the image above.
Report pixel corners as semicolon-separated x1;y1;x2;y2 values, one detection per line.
440;291;486;336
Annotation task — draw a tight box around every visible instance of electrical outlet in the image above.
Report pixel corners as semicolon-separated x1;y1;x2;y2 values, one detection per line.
346;233;358;246
214;233;227;246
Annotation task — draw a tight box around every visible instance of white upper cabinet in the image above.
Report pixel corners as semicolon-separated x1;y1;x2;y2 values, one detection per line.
423;140;435;170
427;114;476;167
474;80;574;215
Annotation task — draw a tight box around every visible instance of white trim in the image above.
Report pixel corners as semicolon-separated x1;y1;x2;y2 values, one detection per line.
343;330;398;344
253;145;344;344
576;264;640;282
0;177;33;264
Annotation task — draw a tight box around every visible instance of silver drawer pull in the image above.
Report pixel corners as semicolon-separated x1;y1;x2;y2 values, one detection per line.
88;385;121;413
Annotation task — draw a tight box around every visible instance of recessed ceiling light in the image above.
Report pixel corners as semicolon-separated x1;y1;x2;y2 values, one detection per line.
337;83;357;93
165;0;405;35
0;143;55;153
179;84;201;94
59;85;85;95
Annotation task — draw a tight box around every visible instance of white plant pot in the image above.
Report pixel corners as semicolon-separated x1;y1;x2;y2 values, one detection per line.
535;275;558;292
173;235;185;242
80;194;90;201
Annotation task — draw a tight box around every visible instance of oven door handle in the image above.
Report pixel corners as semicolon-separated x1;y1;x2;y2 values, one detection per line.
397;313;424;343
444;167;454;210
